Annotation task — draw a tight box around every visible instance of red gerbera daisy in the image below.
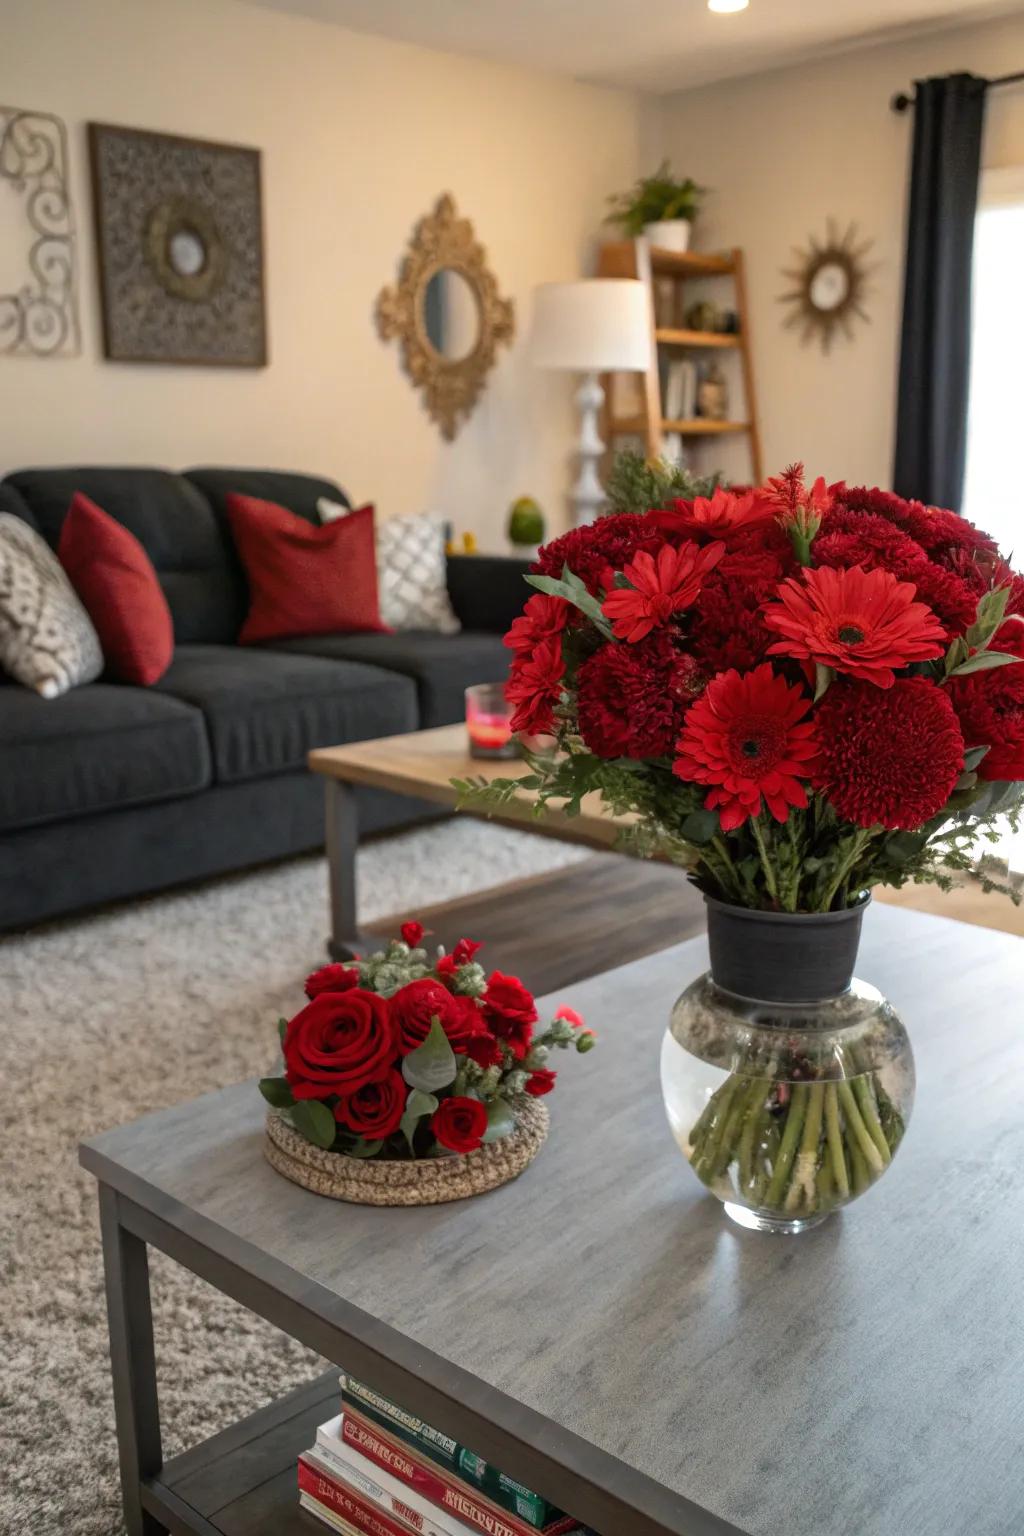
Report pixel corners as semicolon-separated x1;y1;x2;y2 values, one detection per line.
504;592;568;655
650;487;773;542
763;563;946;687
812;677;964;829
673;663;819;831
602;539;725;642
505;636;565;735
576;630;703;759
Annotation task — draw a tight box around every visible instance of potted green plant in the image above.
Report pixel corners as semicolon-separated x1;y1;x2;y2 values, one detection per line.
605;162;706;253
506;496;545;559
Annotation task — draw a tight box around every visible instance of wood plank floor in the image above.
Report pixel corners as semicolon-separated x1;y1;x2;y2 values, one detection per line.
372;850;1022;994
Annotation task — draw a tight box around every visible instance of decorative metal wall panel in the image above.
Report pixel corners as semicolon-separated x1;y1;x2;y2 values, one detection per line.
88;122;266;367
0;107;80;358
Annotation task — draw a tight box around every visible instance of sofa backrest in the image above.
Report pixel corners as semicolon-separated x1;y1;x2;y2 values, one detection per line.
0;479;39;531
2;466;351;645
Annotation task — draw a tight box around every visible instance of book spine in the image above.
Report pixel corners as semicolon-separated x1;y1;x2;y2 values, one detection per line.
341;1411;580;1536
299;1489;365;1536
299;1458;419;1536
310;1441;467;1536
342;1377;560;1530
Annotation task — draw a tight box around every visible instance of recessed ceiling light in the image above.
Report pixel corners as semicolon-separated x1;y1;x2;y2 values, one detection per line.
708;0;749;12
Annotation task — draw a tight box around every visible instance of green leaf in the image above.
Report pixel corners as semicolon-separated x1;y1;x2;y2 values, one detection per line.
882;831;929;865
259;1076;294;1108
958;779;1024;820
291;1099;337;1149
963;745;990;771
946;650;1024;678
482;1096;516;1143
525;566;612;638
965;585;1011;651
400;1088;439;1152
814;663;835;701
942;636;969;676
402;1018;457;1092
277;1017;288;1045
680;808;719;845
347;1138;384;1159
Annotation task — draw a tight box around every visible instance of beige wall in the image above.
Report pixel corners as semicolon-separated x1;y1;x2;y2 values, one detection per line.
655;12;1024;490
1;0;643;545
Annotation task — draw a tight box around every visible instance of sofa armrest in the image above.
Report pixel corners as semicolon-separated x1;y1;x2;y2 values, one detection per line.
445;554;531;634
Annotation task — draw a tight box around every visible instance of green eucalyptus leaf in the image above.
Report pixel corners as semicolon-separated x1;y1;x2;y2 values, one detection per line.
965;585;1011;650
883;831;928;865
291;1098;337;1149
482;1096;516;1143
259;1076;294;1109
963;745;990;771
277;1017;288;1045
814;663;835;701
946;650;1024;678
943;636;970;676
347;1138;384;1159
958;779;1024;820
525;567;612;638
680;808;719;845
402;1017;457;1094
399;1088;439;1152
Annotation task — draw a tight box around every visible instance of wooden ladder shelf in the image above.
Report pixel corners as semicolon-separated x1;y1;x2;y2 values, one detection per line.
596;239;763;483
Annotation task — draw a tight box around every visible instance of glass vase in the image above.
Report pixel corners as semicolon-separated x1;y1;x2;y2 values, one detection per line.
660;896;914;1234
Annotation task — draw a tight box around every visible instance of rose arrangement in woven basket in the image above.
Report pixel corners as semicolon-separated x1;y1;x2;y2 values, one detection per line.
260;923;594;1204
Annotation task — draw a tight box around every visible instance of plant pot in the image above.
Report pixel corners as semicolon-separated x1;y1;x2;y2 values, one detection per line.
264;1098;549;1206
660;896;914;1234
508;541;541;561
643;218;691;253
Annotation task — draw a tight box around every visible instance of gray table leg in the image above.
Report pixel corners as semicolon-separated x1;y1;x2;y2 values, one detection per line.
99;1185;167;1536
324;778;373;960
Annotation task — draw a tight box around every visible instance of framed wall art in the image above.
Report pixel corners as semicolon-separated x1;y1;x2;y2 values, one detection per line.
88;122;266;367
0;106;80;358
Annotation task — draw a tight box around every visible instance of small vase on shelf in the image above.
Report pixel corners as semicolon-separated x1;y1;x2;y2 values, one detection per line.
660;896;914;1234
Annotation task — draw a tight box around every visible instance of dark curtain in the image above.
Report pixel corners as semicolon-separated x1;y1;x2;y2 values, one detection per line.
893;72;987;512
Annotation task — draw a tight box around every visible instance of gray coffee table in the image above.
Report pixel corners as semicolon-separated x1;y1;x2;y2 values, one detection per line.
80;905;1024;1536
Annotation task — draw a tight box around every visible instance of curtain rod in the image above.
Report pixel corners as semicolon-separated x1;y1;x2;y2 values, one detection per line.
891;70;1024;112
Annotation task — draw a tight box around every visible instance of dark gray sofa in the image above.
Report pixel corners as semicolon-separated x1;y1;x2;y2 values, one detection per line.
0;466;527;931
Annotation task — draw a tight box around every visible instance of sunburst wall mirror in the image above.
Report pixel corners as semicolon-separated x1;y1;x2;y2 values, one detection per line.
778;220;874;352
376;193;515;440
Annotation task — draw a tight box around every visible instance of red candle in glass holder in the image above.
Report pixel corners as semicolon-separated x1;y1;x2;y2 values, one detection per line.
465;683;518;759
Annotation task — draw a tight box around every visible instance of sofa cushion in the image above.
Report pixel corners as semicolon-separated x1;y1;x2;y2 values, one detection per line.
0;683;210;832
267;631;509;727
0;480;39;531
186;468;349;527
155;645;417;784
5;467;247;645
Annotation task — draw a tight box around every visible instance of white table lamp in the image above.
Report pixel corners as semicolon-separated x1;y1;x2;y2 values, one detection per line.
530;279;650;525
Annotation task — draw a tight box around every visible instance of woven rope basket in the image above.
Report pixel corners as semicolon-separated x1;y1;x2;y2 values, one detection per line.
264;1098;549;1206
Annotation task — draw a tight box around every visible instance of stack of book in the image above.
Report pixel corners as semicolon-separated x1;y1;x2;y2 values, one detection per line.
297;1373;590;1536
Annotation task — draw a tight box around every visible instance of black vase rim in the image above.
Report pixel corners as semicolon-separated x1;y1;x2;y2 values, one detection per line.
701;891;872;924
701;890;871;1003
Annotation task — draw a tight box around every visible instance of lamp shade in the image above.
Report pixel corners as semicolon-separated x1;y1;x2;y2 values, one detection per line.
529;279;650;372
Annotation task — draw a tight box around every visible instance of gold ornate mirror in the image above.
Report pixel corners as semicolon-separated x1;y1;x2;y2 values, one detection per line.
376;193;515;440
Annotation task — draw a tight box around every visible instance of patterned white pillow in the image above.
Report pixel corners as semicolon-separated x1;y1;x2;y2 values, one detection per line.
0;514;103;697
318;500;461;635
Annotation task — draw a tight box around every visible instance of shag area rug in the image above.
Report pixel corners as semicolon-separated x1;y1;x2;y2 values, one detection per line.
0;822;588;1536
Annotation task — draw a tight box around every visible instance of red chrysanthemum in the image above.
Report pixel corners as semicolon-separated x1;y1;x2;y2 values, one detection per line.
830;484;997;566
764;563;946;686
947;619;1024;780
576;630;703;759
531;511;665;595
602;540;725;642
505;636;565;734
688;547;784;675
813;512;979;638
504;592;569;655
673;663;819;831
812;677;964;829
650;487;774;542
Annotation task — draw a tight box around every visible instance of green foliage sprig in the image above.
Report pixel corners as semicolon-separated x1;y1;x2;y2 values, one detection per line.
605;162;706;236
605;450;723;513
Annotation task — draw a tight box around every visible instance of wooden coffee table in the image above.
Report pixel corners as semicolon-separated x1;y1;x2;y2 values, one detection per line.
80;905;1024;1536
309;724;634;959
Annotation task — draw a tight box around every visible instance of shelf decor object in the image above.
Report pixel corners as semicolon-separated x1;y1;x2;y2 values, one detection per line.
88;122;266;366
376;192;514;441
460;464;1024;1233
596;238;762;481
778;219;875;353
0;106;80;357
529;278;649;525
259;920;595;1205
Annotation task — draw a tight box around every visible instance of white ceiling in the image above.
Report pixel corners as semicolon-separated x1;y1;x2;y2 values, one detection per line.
241;0;1024;93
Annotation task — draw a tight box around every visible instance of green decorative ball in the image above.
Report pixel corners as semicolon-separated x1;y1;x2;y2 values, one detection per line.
507;497;545;547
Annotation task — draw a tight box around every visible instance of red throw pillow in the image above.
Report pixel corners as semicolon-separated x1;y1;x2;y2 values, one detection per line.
226;494;387;644
58;493;174;686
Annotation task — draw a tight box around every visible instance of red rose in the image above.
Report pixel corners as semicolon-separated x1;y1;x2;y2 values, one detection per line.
283;989;396;1099
391;979;486;1054
305;963;360;999
431;1096;488;1154
400;921;425;948
334;1069;406;1139
481;971;537;1060
525;1068;557;1097
451;937;484;965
